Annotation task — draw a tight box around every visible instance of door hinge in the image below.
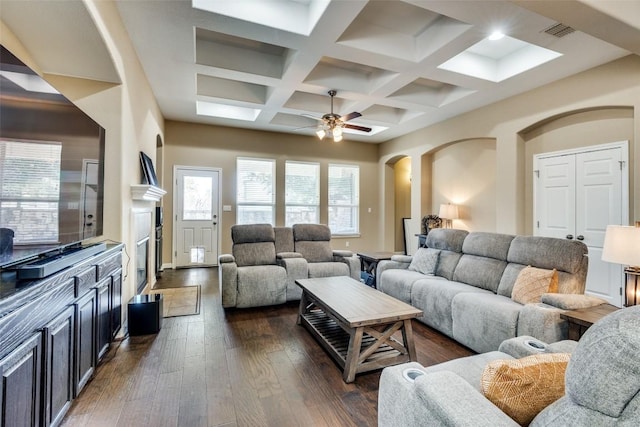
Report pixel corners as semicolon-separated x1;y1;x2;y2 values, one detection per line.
175;251;177;257
619;160;625;170
537;221;540;228
620;287;623;296
534;170;540;178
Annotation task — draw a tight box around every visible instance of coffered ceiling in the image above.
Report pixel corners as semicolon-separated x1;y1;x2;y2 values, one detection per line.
2;1;638;143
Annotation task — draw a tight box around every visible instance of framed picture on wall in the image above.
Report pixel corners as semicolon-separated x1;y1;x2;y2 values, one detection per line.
139;151;158;186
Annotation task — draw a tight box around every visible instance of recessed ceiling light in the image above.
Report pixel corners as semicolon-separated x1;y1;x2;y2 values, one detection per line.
488;31;505;41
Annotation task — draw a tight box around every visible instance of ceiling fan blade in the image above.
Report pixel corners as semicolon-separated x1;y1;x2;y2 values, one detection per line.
301;113;323;121
344;123;372;133
341;111;361;122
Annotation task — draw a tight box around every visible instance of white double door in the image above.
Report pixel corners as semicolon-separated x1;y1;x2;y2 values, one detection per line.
534;142;628;307
174;166;221;267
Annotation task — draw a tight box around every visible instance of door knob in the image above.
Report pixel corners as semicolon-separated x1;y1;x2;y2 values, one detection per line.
566;234;574;240
213;222;217;226
576;235;584;240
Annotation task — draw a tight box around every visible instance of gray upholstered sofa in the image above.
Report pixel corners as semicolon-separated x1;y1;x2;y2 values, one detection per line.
378;306;640;426
219;223;359;308
377;229;605;353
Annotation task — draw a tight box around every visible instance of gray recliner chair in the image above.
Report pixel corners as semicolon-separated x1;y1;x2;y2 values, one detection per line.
378;305;640;426
291;223;360;280
219;224;288;308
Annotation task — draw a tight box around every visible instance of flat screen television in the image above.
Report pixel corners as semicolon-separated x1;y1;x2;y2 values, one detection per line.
0;45;105;269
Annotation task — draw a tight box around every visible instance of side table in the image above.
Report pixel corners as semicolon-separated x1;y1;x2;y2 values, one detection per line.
357;251;396;288
560;304;619;340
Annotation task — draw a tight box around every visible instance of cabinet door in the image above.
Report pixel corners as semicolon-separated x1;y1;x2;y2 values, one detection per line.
111;269;122;339
42;306;75;427
75;289;96;396
0;333;42;427
96;278;111;361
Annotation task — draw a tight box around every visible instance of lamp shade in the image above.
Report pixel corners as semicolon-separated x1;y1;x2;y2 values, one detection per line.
601;225;640;267
438;203;459;220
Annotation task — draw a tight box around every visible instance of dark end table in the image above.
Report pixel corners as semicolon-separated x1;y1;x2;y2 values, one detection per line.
560;303;619;340
357;251;396;288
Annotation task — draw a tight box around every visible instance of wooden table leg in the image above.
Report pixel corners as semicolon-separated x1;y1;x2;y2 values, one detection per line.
343;326;364;383
297;291;309;325
402;319;417;361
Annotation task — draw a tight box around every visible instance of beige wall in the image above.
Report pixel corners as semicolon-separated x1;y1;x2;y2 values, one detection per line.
1;0;164;310
380;55;640;249
431;138;497;232
393;156;411;252
163;121;380;259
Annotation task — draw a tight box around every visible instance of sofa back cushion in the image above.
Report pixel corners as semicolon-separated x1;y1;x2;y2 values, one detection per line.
426;229;468;280
274;226;294;253
497;236;588;296
232;224;277;267
452;232;514;293
293;224;333;263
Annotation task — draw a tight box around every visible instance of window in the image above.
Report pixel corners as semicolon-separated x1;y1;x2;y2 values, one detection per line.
285;161;319;226
328;164;359;235
0;139;62;243
236;157;275;225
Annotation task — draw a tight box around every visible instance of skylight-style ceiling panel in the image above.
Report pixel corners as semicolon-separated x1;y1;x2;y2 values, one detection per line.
195;28;295;79
359;105;421;125
196;75;268;104
283;91;348;115
196;101;261;121
338;1;471;62
192;0;329;36
438;35;562;82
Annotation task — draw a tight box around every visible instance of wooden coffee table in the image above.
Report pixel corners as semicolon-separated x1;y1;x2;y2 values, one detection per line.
296;276;423;383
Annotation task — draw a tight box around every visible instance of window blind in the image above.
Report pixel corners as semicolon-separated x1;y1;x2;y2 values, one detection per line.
328;164;359;234
285;161;319;226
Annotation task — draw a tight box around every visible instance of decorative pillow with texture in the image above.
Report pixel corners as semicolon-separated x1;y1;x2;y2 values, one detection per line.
408;248;440;275
481;353;570;426
511;266;558;304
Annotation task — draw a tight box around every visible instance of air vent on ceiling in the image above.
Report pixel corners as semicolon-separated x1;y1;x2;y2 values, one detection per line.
542;23;576;38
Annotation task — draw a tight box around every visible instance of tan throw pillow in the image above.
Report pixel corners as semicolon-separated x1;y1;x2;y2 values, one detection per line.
481;353;570;426
511;266;558;304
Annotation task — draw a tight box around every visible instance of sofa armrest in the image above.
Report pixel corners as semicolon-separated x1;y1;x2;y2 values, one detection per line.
379;365;518;427
376;259;411;281
219;253;235;263
333;253;360;281
277;251;303;259
517;303;568;343
219;260;238;308
391;254;412;263
541;293;607;310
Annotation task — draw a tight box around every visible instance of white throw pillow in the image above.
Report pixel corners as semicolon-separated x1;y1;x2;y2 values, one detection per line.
408;248;440;275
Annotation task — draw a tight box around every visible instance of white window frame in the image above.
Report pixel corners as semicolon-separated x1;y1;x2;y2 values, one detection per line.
328;163;360;236
285;160;320;226
236;157;275;225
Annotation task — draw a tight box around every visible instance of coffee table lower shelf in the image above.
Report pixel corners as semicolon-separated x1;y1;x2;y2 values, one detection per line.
299;308;412;383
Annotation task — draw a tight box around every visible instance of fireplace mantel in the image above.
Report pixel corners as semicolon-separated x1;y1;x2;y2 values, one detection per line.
131;184;166;202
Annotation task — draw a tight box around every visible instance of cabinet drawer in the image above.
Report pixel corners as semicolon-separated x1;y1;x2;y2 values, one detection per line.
96;253;122;280
75;267;97;298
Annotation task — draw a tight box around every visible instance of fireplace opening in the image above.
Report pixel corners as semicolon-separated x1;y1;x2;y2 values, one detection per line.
136;237;150;294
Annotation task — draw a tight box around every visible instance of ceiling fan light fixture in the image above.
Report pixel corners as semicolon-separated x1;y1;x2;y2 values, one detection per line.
316;126;326;140
333;125;343;137
333;133;343;143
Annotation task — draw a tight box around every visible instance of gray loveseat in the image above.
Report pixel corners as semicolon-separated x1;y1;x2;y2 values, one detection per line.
378;306;640;426
219;223;359;308
377;229;604;353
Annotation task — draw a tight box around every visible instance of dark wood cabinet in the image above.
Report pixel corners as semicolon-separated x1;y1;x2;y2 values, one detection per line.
42;306;75;427
75;288;97;396
95;278;111;361
0;333;42;427
0;243;123;425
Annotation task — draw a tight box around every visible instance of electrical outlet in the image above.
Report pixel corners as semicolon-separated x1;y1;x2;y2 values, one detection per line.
345;241;350;247
368;207;372;213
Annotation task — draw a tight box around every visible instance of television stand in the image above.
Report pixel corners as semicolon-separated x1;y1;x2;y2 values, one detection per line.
15;242;107;280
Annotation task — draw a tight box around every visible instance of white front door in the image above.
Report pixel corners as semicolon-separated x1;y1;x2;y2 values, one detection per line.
174;167;220;267
534;142;628;307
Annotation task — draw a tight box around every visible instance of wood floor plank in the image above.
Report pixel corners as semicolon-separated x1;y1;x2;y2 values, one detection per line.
63;267;474;426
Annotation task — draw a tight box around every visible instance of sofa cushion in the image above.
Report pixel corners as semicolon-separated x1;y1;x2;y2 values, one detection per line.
511;266;558;304
293;224;334;262
462;232;514;261
453;255;507;293
378;269;427;304
274;226;294;253
236;265;287;307
411;278;492;337
481;353;570;426
425;228;468;252
425;351;514;392
234;242;277;267
307;262;349;278
408;248;440;275
452;293;522;353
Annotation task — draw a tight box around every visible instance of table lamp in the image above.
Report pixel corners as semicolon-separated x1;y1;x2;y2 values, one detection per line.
438;203;458;229
601;222;640;306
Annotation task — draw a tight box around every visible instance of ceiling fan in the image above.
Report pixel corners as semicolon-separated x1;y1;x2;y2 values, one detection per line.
305;90;372;142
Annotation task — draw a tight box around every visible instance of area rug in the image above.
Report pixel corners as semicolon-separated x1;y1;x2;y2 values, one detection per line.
149;285;201;317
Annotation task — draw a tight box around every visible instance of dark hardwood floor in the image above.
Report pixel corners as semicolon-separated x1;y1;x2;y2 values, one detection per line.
61;268;474;427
